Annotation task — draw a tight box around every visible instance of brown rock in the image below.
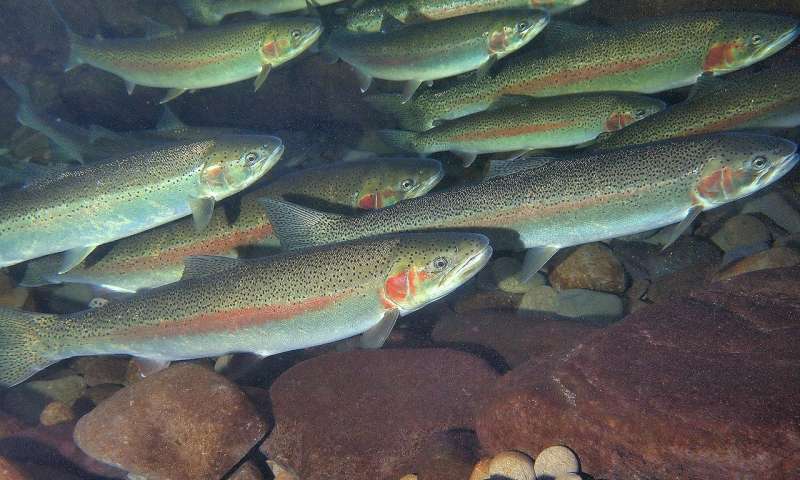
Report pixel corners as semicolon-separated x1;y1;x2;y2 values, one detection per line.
476;267;800;479
39;402;74;427
715;246;800;281
74;364;267;480
452;290;521;313
0;456;29;480
262;349;499;480
432;310;602;368
548;244;626;294
229;461;264;480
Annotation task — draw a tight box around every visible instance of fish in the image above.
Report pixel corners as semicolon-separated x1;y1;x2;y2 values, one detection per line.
342;0;584;34
20;157;444;293
0;231;492;387
177;0;345;26
0;135;284;270
366;13;800;130
261;133;798;282
377;92;666;165
595;62;800;150
325;10;550;101
48;1;322;102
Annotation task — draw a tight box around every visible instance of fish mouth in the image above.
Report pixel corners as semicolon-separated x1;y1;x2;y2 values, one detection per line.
441;243;494;287
303;23;324;46
415;164;445;197
767;150;800;185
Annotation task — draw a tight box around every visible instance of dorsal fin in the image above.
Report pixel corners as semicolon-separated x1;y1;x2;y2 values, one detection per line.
182;255;243;280
486;156;555;179
259;197;343;250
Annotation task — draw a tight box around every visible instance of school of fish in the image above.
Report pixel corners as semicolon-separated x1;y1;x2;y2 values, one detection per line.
0;0;798;387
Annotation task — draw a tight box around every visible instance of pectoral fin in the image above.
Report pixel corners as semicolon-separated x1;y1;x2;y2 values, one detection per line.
661;205;703;251
353;67;372;93
254;64;271;92
520;246;559;282
454;151;478;168
359;309;400;349
401;80;422;103
189;195;215;231
160;88;187;104
58;245;97;274
132;357;171;378
125;80;136;95
477;54;497;78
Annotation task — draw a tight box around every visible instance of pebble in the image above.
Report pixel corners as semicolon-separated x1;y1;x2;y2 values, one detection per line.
468;458;491;480
555;289;624;321
488;451;535;480
710;214;771;252
716;246;800;281
453;290;521;313
491;257;545;293
39;401;74;426
548;243;626;293
267;460;299;480
518;286;559;314
533;446;580;480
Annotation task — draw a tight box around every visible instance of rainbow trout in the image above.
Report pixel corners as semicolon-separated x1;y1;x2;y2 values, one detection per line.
20;158;444;293
343;0;584;33
377;93;666;165
261;133;798;281
0;231;492;387
596;63;800;150
51;0;322;103
367;13;800;130
177;0;345;26
326;10;549;101
0;135;283;271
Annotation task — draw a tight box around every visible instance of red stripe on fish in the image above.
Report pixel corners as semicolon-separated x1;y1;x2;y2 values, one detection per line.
501;53;676;96
450;120;576;141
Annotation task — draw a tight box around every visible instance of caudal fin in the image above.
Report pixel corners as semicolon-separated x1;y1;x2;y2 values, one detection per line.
0;307;60;387
259;198;344;250
365;94;429;131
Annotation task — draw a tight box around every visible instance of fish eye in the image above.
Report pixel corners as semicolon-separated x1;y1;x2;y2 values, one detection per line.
244;152;260;165
400;178;415;191
432;256;448;271
516;21;529;32
291;29;302;40
752;155;769;170
751;33;762;45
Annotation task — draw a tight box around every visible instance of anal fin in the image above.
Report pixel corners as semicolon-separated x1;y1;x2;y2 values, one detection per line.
160;88;187;104
661;205;703;251
254;64;271;92
132;357;171;378
401;79;422;103
189;195;215;231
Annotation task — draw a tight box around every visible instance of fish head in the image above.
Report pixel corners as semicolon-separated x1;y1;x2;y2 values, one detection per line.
702;14;800;74
693;133;798;206
355;158;444;209
380;232;492;314
486;10;550;58
603;94;667;132
259;18;323;63
198;134;284;199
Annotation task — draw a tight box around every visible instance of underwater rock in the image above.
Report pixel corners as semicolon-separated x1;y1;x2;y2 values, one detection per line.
69;357;129;387
491;257;545;294
432;310;602;368
710;214;772;252
743;191;800;234
643;264;716;304
3;374;87;424
488;451;535;480
476;266;800;479
554;289;624;321
74;363;267;480
715;246;800;281
262;349;498;480
548;244;626;294
409;430;482;480
229;460;264;480
0;456;29;480
518;286;559;314
610;236;723;280
453;290;521;313
82;384;122;406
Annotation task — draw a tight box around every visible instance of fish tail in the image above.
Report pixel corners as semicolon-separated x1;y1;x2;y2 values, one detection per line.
0;307;61;387
365;94;428;131
377;129;420;153
259;198;344;250
46;0;84;71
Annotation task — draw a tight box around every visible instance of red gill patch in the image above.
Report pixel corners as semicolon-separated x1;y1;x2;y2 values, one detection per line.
703;41;742;72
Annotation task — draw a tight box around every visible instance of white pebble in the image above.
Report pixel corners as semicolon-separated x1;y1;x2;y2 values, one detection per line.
534;446;580;480
488;451;535;480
